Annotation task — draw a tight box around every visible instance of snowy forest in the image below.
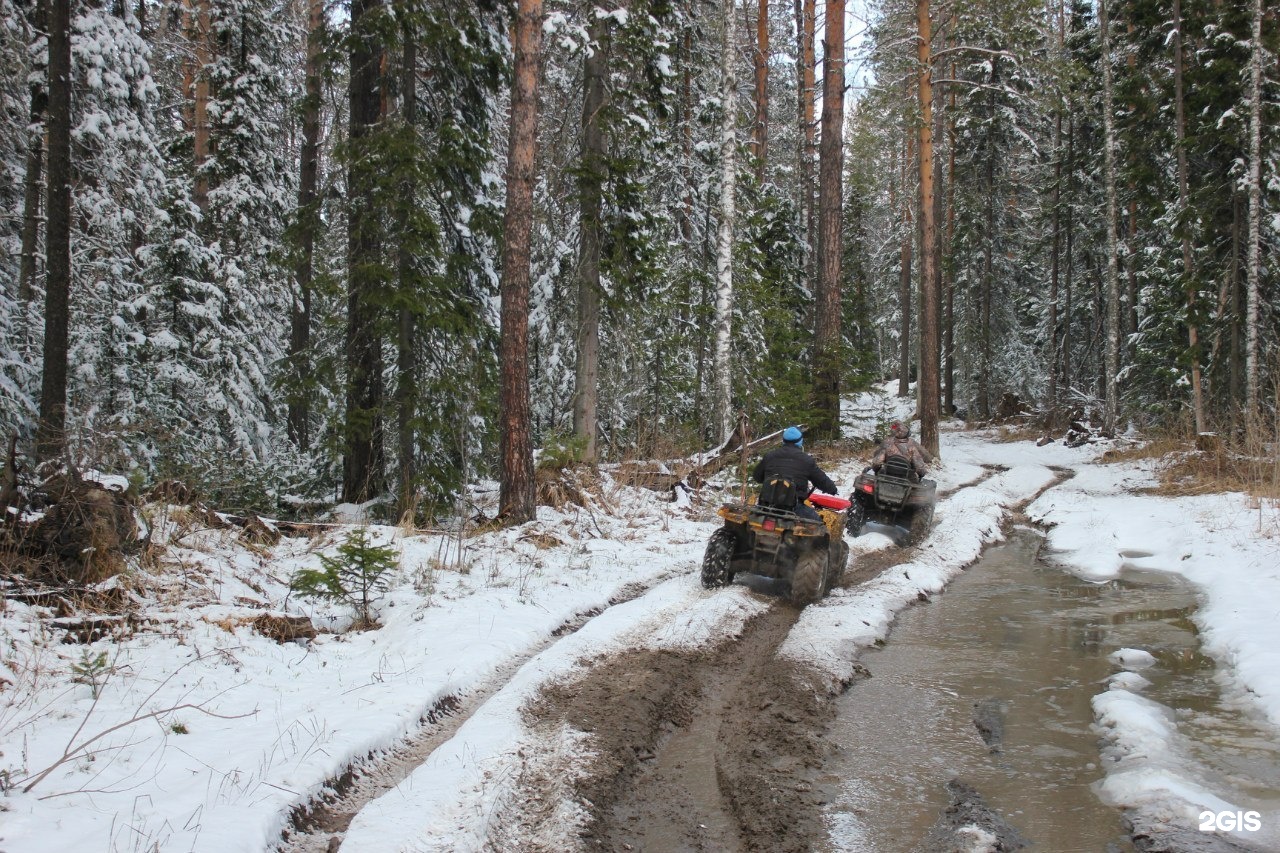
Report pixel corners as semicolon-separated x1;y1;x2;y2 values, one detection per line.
1;0;1277;518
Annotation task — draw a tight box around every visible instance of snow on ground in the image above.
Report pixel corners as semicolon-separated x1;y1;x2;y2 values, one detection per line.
1025;446;1280;846
2;384;1276;852
0;479;727;853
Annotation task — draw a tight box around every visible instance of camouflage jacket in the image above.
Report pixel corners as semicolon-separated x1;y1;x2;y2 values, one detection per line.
871;436;930;476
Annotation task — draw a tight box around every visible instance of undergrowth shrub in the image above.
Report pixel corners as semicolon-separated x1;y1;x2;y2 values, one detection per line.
290;529;398;628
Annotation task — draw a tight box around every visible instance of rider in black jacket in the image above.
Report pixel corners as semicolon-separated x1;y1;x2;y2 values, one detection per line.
752;427;839;521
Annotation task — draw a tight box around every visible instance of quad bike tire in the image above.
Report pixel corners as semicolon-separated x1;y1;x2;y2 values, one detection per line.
824;539;849;593
789;547;828;606
904;505;935;546
701;528;737;589
846;500;867;537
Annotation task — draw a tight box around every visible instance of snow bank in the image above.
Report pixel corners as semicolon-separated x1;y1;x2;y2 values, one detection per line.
0;482;722;853
339;577;764;852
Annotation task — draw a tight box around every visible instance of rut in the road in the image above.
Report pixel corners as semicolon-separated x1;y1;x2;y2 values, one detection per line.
277;573;687;853
496;602;847;853
492;464;1016;852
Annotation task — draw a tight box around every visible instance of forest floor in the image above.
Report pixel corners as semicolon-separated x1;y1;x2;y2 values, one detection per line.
2;387;1279;852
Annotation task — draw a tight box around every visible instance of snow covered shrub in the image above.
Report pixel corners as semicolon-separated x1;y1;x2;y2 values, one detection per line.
290;528;397;628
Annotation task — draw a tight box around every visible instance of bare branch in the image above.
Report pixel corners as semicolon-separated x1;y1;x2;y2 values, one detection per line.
20;700;256;793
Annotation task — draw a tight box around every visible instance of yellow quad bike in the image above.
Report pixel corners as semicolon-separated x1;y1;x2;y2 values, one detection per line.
701;491;851;606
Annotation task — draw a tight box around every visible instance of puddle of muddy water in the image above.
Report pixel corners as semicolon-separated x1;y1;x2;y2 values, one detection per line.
821;527;1280;852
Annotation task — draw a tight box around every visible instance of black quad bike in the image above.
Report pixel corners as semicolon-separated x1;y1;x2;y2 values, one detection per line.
846;456;937;545
701;490;851;606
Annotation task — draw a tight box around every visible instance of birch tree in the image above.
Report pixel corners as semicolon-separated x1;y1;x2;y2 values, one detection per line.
1244;0;1263;417
1099;0;1121;435
713;0;737;443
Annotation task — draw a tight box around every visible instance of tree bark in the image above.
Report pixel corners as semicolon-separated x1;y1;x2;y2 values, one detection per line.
343;0;386;502
192;0;212;213
898;130;913;399
1046;0;1065;427
1099;0;1121;435
1063;114;1075;397
288;0;324;450
1047;107;1062;426
978;65;995;419
798;0;808;285
395;18;418;516
944;56;955;416
37;0;72;462
713;0;737;443
573;14;608;462
499;0;542;523
18;0;48;317
796;0;817;290
1172;0;1204;435
811;0;845;438
916;0;939;456
752;0;769;182
1244;0;1262;416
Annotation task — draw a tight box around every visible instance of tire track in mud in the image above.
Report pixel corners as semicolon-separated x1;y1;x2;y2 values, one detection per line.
491;464;1017;852
283;459;1027;852
503;461;1087;853
276;568;692;853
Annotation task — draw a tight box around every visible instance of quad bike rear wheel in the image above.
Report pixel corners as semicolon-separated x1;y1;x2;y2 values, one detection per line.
789;547;828;605
824;539;849;593
846;500;867;537
701;528;737;589
904;505;934;546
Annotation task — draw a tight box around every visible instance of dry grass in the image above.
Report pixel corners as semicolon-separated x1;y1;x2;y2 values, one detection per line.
1102;436;1280;499
991;424;1046;443
809;438;875;465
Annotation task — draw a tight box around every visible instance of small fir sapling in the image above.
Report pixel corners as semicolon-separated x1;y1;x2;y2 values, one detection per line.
290;528;398;627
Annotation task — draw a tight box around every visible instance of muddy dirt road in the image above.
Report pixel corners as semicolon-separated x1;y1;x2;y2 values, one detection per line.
282;463;1010;853
287;545;976;850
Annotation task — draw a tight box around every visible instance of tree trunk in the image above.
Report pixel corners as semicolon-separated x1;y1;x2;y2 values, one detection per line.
1230;191;1243;403
944;57;955;415
898;130;913;400
1244;0;1262;416
18;0;48;320
916;0;939;456
812;0;845;439
1063;113;1075;397
573;14;608;462
395;20;418;516
1172;0;1205;435
38;0;72;461
1047;107;1062;426
752;0;769;182
978;72;995;419
1099;0;1121;435
192;0;212;212
1046;0;1065;428
794;0;816;291
713;0;737;443
343;0;386;502
499;0;541;523
288;0;323;450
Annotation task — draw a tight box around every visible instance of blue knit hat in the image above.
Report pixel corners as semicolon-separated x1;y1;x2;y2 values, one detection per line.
783;426;803;446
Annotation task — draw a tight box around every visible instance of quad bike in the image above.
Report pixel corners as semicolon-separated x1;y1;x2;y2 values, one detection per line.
846;456;937;545
701;492;851;606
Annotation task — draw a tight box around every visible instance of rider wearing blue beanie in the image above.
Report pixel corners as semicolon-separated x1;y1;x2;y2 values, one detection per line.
752;426;837;521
